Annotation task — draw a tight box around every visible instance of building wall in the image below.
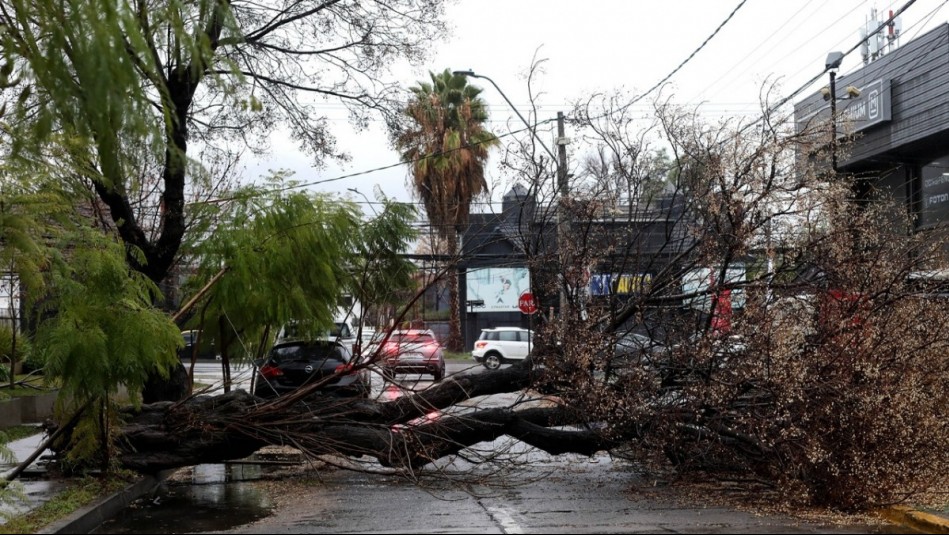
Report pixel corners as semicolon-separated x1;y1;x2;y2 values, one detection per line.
796;24;949;167
796;23;949;234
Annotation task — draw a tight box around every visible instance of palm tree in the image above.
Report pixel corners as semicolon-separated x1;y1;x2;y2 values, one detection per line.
396;69;498;352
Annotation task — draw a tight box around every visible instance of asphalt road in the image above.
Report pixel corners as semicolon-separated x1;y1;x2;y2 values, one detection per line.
212;453;899;534
185;357;487;397
95;448;901;534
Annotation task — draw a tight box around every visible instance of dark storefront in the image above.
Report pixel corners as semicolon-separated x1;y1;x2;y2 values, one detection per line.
795;23;949;234
459;184;693;349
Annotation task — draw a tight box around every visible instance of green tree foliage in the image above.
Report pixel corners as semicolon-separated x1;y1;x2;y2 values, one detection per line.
189;191;361;361
182;187;417;374
0;0;448;287
347;193;419;330
0;323;31;376
395;69;498;350
32;225;180;405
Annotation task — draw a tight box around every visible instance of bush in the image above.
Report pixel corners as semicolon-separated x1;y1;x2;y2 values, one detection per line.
0;324;32;375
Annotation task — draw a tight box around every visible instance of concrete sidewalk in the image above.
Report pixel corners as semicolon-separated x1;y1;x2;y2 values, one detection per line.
0;427;67;521
0;428;167;534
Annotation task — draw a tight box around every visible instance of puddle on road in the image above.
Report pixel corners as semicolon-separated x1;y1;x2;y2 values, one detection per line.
92;453;299;534
0;479;68;522
92;480;272;534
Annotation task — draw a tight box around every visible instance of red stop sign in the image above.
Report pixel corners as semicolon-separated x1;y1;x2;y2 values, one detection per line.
518;292;537;314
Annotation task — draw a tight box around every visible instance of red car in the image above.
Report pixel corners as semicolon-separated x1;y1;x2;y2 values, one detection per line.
377;329;446;381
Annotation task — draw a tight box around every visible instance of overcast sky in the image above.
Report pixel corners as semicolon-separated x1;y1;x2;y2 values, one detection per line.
244;0;949;211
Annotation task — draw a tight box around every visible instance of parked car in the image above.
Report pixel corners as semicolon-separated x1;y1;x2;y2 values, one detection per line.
377;329;446;381
613;332;666;362
276;320;359;356
251;339;369;399
178;330;218;361
472;327;533;370
652;332;747;388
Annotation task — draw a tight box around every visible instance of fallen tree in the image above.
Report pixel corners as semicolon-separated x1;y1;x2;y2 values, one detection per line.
4;57;947;514
116;359;623;473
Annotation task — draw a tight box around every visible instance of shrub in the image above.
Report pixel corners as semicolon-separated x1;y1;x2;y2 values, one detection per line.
0;324;31;377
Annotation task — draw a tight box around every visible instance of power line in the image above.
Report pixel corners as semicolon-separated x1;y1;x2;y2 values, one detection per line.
195;116;559;203
733;0;920;137
585;0;749;124
701;0;870;104
247;0;751;200
199;0;922;209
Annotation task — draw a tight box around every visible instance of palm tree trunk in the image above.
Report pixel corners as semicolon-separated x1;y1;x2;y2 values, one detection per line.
446;231;463;352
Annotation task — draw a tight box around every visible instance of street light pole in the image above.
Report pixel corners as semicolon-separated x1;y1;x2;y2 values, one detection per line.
453;69;571;322
825;51;844;173
829;69;838;173
452;70;558;162
556;112;570;319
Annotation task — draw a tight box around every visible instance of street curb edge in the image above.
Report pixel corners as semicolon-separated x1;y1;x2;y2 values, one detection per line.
36;469;177;534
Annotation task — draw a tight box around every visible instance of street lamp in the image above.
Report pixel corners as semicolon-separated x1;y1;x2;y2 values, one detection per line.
452;70;558;162
825;51;844;173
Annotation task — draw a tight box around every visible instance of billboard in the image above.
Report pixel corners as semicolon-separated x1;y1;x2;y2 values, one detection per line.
465;267;530;313
588;273;653;296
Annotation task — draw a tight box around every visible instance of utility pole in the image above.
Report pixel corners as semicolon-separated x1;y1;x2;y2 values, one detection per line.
556;112;570;320
829;69;838;173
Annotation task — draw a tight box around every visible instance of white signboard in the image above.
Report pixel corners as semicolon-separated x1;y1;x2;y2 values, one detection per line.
0;275;19;318
466;267;530;313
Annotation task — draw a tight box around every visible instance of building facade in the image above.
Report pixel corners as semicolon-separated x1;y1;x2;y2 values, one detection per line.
459;184;696;349
795;23;949;232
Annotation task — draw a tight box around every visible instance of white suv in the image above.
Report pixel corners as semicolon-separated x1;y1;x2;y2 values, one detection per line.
472;327;533;369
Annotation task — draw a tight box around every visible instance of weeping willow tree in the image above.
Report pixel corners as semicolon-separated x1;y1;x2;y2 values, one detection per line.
0;0;445;470
179;187;418;393
395;69;499;351
0;0;448;289
0;179;181;473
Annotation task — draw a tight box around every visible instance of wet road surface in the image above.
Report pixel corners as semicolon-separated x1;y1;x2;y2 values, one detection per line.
93;448;905;534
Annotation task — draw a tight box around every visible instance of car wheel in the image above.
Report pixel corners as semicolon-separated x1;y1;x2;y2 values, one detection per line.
432;366;444;382
483;353;502;370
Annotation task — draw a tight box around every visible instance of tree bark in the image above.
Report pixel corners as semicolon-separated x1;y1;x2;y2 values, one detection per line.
115;360;623;474
446;231;463;352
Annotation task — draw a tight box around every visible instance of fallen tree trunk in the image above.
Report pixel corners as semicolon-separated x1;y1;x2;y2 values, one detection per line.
116;360;625;473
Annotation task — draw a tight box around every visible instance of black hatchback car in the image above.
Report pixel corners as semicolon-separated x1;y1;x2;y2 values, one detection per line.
251;340;370;399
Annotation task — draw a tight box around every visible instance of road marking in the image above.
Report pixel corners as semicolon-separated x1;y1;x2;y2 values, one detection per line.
485;505;524;534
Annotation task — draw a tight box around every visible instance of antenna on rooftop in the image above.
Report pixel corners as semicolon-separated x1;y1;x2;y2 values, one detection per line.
861;7;901;65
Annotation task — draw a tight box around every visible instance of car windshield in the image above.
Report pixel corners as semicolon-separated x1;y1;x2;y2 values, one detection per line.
270;342;348;363
328;322;351;338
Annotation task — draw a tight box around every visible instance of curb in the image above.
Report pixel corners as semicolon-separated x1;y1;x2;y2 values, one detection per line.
36;469;177;534
878;506;949;534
